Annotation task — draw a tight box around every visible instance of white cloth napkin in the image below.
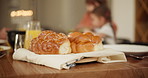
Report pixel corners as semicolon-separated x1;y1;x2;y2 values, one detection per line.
13;48;127;70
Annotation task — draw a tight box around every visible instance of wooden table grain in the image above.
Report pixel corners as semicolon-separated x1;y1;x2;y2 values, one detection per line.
0;52;148;78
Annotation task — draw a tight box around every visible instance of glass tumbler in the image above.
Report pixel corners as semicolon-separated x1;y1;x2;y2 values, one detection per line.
14;34;25;51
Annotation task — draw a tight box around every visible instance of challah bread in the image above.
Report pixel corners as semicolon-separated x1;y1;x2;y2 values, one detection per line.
29;30;71;54
68;32;103;53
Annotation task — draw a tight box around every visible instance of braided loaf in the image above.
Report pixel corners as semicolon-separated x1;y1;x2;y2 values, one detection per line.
68;32;103;53
29;30;71;54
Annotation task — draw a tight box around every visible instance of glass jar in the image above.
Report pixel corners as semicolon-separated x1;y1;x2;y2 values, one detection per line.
24;20;41;49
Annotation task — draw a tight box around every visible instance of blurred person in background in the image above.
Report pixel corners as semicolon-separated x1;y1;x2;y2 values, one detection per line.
90;5;116;44
76;0;107;31
0;27;10;40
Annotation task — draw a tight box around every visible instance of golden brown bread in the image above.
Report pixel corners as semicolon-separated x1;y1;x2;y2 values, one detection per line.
68;32;103;53
29;30;103;54
29;30;71;54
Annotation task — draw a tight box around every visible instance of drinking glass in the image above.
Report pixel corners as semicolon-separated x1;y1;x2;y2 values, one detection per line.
24;20;41;49
14;34;25;51
7;30;25;49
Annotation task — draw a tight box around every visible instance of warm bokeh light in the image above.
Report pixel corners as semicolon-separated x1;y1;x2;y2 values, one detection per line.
10;10;33;17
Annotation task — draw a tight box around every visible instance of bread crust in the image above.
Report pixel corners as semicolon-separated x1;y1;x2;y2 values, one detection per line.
68;32;103;53
29;30;71;54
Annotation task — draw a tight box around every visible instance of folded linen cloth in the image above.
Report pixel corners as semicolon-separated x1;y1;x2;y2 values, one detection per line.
13;48;127;70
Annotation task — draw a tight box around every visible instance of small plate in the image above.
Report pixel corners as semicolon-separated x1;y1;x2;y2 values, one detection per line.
0;46;11;51
0;46;11;58
0;39;6;44
104;44;148;56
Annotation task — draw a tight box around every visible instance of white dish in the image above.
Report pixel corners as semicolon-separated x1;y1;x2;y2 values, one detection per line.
104;44;148;53
0;46;11;58
0;46;11;51
0;39;6;44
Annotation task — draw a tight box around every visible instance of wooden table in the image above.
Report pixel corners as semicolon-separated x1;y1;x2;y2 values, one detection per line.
0;52;148;78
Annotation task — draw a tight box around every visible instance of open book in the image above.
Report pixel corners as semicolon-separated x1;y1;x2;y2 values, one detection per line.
13;48;127;70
